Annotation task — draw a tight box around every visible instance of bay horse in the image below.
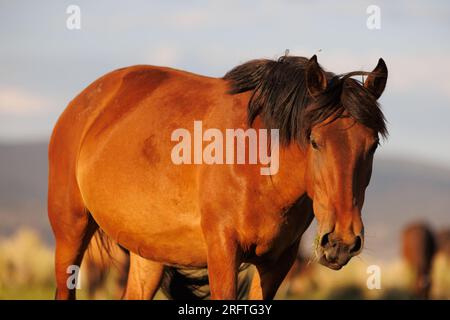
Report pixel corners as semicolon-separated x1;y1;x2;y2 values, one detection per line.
436;228;450;257
402;222;436;299
48;54;388;299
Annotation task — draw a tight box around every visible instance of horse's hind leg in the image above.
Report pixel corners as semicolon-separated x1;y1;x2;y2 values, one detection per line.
122;252;164;300
48;178;98;300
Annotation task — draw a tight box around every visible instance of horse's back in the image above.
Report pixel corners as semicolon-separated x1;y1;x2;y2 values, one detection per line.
50;65;220;148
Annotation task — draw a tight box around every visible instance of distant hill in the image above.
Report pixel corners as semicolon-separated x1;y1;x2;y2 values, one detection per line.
1;142;449;260
0;142;50;242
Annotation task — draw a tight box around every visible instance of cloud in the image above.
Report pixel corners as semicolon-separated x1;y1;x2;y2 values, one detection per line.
0;87;52;115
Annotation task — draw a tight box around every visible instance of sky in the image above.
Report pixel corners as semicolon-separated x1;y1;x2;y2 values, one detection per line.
0;0;449;168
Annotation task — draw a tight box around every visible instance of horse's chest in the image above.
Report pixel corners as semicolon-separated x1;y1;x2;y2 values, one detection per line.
247;215;304;261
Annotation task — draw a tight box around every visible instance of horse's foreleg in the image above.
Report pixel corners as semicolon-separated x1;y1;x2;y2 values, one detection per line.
204;230;240;299
122;253;164;300
248;241;300;300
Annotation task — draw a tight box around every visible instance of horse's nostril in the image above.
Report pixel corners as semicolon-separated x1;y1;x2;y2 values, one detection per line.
350;235;363;254
320;232;331;248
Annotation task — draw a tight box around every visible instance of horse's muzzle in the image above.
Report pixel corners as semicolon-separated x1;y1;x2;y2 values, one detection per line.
316;232;364;270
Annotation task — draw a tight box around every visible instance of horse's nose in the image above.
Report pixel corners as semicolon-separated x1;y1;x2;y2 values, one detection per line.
320;232;364;255
318;232;364;269
349;234;364;255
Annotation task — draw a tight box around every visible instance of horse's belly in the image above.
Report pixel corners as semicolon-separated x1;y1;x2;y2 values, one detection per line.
106;212;207;267
77;134;208;267
82;183;208;266
94;201;207;266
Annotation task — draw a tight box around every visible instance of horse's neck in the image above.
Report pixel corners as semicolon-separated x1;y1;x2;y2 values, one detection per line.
259;143;308;212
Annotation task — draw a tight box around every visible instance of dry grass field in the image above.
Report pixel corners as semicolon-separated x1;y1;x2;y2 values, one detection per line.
1;228;449;300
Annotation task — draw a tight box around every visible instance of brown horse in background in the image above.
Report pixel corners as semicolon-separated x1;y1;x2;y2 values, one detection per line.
402;222;436;299
436;229;450;257
48;54;388;299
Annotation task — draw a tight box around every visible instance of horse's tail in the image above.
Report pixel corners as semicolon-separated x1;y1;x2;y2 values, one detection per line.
160;264;253;300
86;227;130;269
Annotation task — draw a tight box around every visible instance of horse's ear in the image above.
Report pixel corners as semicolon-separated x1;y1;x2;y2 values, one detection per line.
364;58;388;99
306;55;327;97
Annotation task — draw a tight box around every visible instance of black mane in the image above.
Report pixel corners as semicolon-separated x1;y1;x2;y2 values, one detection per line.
223;55;387;145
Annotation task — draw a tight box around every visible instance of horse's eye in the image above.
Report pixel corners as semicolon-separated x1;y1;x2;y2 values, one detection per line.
310;138;319;150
